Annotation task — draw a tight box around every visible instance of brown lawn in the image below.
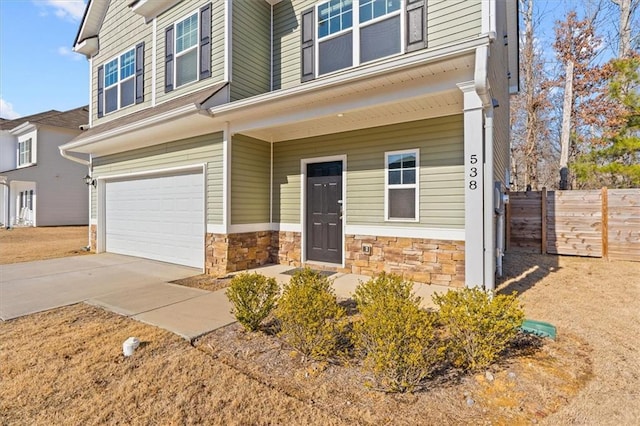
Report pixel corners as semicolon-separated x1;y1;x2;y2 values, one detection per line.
0;226;90;264
1;227;639;424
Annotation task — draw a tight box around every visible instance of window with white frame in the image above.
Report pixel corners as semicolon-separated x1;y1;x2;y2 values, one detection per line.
175;12;199;87
316;0;402;76
18;138;33;166
385;149;419;221
103;48;136;114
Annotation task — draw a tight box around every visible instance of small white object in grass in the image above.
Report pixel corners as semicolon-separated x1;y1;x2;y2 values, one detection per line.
122;337;140;357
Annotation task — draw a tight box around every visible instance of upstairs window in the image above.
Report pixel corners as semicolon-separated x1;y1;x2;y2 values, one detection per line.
97;43;145;118
104;49;135;114
165;3;212;93
385;149;419;221
301;0;427;82
316;0;401;76
175;13;199;87
18;138;33;167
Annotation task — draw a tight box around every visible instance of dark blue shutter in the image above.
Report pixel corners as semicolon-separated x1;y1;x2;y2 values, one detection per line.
406;0;427;52
301;7;315;82
97;65;104;118
165;25;174;92
199;3;212;80
135;42;145;104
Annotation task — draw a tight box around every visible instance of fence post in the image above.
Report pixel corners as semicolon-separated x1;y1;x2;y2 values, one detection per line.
541;187;547;254
602;186;608;259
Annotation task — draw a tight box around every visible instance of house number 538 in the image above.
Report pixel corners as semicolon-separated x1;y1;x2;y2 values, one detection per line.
469;154;478;190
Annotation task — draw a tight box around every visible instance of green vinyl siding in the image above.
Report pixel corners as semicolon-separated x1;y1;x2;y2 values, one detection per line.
92;1;153;125
273;0;315;90
273;0;481;90
272;115;464;228
91;132;223;223
428;0;482;48
231;1;271;100
231;135;271;224
156;0;226;104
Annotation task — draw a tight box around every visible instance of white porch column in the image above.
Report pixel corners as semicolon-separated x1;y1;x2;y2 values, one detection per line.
458;81;485;288
222;121;231;233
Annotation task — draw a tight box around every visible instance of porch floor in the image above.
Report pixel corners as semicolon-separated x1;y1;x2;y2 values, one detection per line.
244;264;452;310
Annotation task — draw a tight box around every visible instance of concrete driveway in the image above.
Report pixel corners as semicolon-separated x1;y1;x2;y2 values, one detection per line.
0;254;235;340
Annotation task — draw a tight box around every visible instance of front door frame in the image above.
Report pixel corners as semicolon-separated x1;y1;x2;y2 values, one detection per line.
301;155;347;267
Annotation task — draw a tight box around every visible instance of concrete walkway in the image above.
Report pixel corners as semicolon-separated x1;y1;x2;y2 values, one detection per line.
1;254;451;341
0;254;235;340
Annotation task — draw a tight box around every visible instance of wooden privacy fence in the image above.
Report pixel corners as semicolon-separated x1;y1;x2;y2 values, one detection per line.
507;187;640;262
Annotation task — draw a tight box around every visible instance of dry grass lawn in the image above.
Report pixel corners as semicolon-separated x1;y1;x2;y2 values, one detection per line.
0;226;90;264
1;226;638;424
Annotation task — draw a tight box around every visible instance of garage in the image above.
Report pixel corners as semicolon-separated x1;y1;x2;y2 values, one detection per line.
105;170;204;268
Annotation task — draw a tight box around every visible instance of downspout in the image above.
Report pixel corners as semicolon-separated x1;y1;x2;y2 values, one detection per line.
270;4;274;91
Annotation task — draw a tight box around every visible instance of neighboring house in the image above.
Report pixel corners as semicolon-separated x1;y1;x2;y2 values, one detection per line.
61;0;518;291
0;107;89;227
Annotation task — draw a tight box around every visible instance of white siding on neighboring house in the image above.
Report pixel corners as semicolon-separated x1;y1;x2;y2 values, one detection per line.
0;131;17;172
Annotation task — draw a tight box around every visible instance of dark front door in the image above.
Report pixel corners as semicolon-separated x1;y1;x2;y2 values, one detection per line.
306;161;343;264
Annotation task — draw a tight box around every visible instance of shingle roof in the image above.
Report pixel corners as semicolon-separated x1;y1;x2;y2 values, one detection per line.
71;84;226;142
0;107;89;131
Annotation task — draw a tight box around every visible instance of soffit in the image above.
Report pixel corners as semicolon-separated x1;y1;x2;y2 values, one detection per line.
216;54;475;142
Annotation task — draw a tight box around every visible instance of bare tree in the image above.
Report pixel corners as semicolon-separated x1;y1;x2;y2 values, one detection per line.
510;0;552;191
553;11;601;188
612;0;639;57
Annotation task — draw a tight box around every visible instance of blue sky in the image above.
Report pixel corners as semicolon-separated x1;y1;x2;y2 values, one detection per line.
0;0;87;119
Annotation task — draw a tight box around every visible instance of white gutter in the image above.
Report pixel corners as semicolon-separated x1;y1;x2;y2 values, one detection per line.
59;103;200;152
59;146;90;166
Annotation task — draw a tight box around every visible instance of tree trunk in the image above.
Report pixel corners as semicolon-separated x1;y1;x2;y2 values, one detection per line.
523;0;539;189
612;0;634;58
560;60;574;169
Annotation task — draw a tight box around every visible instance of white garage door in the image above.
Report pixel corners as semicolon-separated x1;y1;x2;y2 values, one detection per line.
105;171;204;268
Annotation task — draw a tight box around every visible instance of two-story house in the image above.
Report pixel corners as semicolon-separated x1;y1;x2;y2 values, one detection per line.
0;107;89;227
61;0;518;291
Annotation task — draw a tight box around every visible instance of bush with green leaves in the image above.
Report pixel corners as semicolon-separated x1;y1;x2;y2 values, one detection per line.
433;287;525;371
226;272;279;332
274;268;346;361
353;273;444;392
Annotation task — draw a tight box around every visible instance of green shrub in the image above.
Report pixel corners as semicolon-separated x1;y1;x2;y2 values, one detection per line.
274;268;346;361
433;288;525;371
226;272;279;332
353;273;444;392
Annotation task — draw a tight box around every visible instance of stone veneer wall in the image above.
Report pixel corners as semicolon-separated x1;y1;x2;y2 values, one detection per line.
207;230;465;287
90;224;97;252
271;231;301;267
344;235;465;287
205;231;272;275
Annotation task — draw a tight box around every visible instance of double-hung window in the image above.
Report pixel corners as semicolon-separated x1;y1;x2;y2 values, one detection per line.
316;0;402;76
175;13;199;87
103;49;136;114
165;3;211;93
18;138;33;167
385;149;419;221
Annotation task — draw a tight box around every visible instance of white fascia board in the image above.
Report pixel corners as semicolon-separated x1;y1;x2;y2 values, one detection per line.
130;0;180;23
209;35;491;117
8;122;37;136
74;37;99;57
59;103;199;152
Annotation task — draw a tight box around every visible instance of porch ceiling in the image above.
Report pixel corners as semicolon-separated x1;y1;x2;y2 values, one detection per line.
220;54;475;142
